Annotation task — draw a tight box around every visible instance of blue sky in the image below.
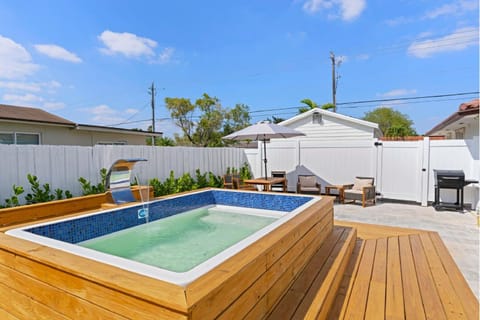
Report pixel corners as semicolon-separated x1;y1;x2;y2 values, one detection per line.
0;0;478;136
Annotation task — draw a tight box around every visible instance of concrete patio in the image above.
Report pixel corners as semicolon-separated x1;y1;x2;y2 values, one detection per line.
333;201;479;299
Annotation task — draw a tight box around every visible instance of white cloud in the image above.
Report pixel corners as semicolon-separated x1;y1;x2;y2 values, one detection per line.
2;93;44;105
34;44;82;63
407;27;479;58
380;89;417;97
356;53;370;60
385;16;414;27
85;104;138;125
0;80;62;93
157;47;175;64
302;0;366;21
98;30;157;58
42;101;65;111
424;0;478;19
0;35;39;79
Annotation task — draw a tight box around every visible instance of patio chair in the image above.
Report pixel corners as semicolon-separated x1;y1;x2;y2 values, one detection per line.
222;174;234;189
271;170;287;192
343;176;376;207
233;174;257;191
297;175;321;195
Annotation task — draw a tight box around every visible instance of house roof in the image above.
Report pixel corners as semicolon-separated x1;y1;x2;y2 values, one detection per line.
425;99;479;136
0;104;162;136
0;104;75;126
279;107;383;137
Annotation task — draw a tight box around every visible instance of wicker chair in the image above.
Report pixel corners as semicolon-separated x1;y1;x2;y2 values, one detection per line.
343;176;376;207
297;175;321;195
233;174;257;191
222;174;234;189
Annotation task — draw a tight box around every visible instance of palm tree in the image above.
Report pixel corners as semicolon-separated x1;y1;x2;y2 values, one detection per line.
298;99;318;114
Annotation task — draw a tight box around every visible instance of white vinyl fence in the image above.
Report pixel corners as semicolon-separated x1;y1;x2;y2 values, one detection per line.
0;145;247;202
250;136;479;209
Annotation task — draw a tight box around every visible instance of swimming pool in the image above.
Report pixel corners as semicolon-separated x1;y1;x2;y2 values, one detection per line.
6;189;317;286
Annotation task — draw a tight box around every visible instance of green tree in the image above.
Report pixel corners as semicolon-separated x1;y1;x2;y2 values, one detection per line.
298;98;318;114
299;99;335;113
320;103;335;111
362;107;417;137
165;94;250;147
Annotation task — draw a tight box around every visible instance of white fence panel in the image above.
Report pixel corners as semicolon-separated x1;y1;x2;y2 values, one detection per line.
378;141;423;202
428;139;478;205
299;140;376;192
0;145;247;203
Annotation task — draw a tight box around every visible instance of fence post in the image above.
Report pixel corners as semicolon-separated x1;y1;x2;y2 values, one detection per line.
420;137;430;206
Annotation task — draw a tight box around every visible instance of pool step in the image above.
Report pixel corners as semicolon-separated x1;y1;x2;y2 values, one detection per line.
266;225;357;319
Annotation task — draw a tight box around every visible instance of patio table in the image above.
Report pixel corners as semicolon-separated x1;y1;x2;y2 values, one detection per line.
243;177;286;192
325;184;351;203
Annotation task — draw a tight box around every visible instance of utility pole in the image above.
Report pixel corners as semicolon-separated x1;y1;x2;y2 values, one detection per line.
148;82;156;145
330;51;337;112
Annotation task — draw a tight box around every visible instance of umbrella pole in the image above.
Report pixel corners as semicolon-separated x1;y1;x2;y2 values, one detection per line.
263;138;267;180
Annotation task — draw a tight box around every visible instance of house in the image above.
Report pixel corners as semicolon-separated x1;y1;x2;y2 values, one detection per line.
0;104;162;146
425;99;479;139
279;107;382;140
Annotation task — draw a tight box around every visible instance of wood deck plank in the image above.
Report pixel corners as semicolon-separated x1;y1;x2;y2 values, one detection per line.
398;235;426;320
428;232;479;320
409;234;448;320
385;237;405;320
419;232;469;320
0;307;20;320
342;238;377;319
365;237;387;320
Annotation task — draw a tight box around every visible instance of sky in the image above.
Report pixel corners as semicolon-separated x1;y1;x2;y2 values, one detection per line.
0;0;478;137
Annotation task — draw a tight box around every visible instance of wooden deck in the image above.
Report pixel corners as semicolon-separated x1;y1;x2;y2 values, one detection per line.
267;222;479;320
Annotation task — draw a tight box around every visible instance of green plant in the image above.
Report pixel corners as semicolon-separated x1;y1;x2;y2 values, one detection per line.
195;169;209;188
25;174;55;204
177;173;196;192
78;168;107;195
208;172;222;188
239;162;252;180
1;185;25;208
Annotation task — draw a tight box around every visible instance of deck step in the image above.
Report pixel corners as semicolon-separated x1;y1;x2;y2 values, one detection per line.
333;232;479;320
266;226;357;320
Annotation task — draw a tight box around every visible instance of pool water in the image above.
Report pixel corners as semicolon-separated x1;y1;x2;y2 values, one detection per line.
79;206;277;272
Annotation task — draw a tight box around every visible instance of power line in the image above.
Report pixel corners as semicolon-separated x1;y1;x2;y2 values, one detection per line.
337;91;479;106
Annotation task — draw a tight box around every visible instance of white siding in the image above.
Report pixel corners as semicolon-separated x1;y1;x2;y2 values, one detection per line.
282;114;374;141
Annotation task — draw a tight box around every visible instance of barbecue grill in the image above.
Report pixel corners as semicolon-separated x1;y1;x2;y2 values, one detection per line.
433;169;478;211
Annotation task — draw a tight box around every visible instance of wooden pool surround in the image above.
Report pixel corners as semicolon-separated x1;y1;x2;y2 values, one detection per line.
0;188;334;319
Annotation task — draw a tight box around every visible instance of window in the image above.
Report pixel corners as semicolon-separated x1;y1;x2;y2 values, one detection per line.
0;133;14;144
96;141;127;145
454;127;465;139
0;132;40;145
16;133;40;145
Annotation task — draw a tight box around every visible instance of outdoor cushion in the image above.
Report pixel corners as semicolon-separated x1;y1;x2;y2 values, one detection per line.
299;176;317;187
352;178;373;191
300;186;320;192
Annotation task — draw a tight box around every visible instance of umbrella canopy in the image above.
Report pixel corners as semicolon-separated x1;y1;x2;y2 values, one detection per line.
223;122;305;179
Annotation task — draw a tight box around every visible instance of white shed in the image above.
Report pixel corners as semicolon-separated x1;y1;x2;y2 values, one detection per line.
278;108;382;140
248;108;382;191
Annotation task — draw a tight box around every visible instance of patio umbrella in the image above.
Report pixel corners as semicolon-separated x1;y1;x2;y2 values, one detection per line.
223;122;305;179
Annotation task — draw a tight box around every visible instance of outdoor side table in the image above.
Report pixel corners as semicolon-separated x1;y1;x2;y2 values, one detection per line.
325;185;348;203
